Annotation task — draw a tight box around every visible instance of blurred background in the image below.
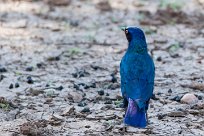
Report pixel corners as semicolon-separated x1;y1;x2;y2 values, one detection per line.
0;0;204;135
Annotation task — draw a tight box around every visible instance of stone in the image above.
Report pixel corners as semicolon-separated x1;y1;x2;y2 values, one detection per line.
157;114;165;120
61;105;75;116
81;107;90;113
25;66;33;72
167;111;185;117
181;93;198;104
46;0;71;6
0;67;7;72
9;83;14;89
96;1;112;12
15;83;20;88
98;90;104;96
68;91;83;103
27;76;34;84
169;95;182;102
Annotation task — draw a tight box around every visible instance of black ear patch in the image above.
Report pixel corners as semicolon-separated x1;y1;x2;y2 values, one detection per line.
125;32;132;42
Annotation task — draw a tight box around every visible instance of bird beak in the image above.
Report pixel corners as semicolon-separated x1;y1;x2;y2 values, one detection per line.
120;26;126;32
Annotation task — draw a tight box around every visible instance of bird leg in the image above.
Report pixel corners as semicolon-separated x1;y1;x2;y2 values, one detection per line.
125;107;127;115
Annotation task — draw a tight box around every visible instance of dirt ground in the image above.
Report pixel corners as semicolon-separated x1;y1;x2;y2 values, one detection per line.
0;0;204;136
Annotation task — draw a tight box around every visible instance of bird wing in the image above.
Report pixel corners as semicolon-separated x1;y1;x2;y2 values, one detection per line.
123;55;155;110
120;60;126;98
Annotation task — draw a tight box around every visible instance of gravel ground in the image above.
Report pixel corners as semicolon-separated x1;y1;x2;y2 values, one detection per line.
0;0;204;135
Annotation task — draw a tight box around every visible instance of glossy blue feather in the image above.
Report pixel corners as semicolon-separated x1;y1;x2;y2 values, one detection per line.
120;27;155;128
124;98;146;128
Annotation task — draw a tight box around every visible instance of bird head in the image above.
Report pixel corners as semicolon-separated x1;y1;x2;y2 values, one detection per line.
121;26;147;53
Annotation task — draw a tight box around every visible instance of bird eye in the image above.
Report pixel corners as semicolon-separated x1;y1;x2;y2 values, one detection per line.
125;29;128;34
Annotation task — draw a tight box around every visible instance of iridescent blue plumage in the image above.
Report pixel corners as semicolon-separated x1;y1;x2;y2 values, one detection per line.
120;27;155;128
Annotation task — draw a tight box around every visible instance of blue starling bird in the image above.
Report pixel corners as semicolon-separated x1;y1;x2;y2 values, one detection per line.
120;26;155;128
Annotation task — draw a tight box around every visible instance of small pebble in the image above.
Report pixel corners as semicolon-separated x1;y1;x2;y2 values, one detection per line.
9;83;14;89
55;86;63;91
78;83;85;86
178;130;182;134
36;63;42;68
0;75;5;81
81;107;90;113
25;66;33;72
151;94;159;100
27;76;34;84
169;95;181;102
0;67;7;72
47;56;60;61
168;88;172;93
72;73;78;78
157;92;162;95
157;114;165;120
45;98;53;103
181;93;198;104
198;96;202;100
150;104;154;108
111;73;117;83
90;65;101;70
96;1;112;12
84;85;90;89
15;83;20;88
70;20;79;27
104;100;112;104
89;82;96;88
85;125;90;128
73;83;80;91
98;90;104;96
55;56;60;61
156;56;162;62
78;102;86;107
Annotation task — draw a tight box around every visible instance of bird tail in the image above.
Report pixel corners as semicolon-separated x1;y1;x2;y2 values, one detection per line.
124;98;147;128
